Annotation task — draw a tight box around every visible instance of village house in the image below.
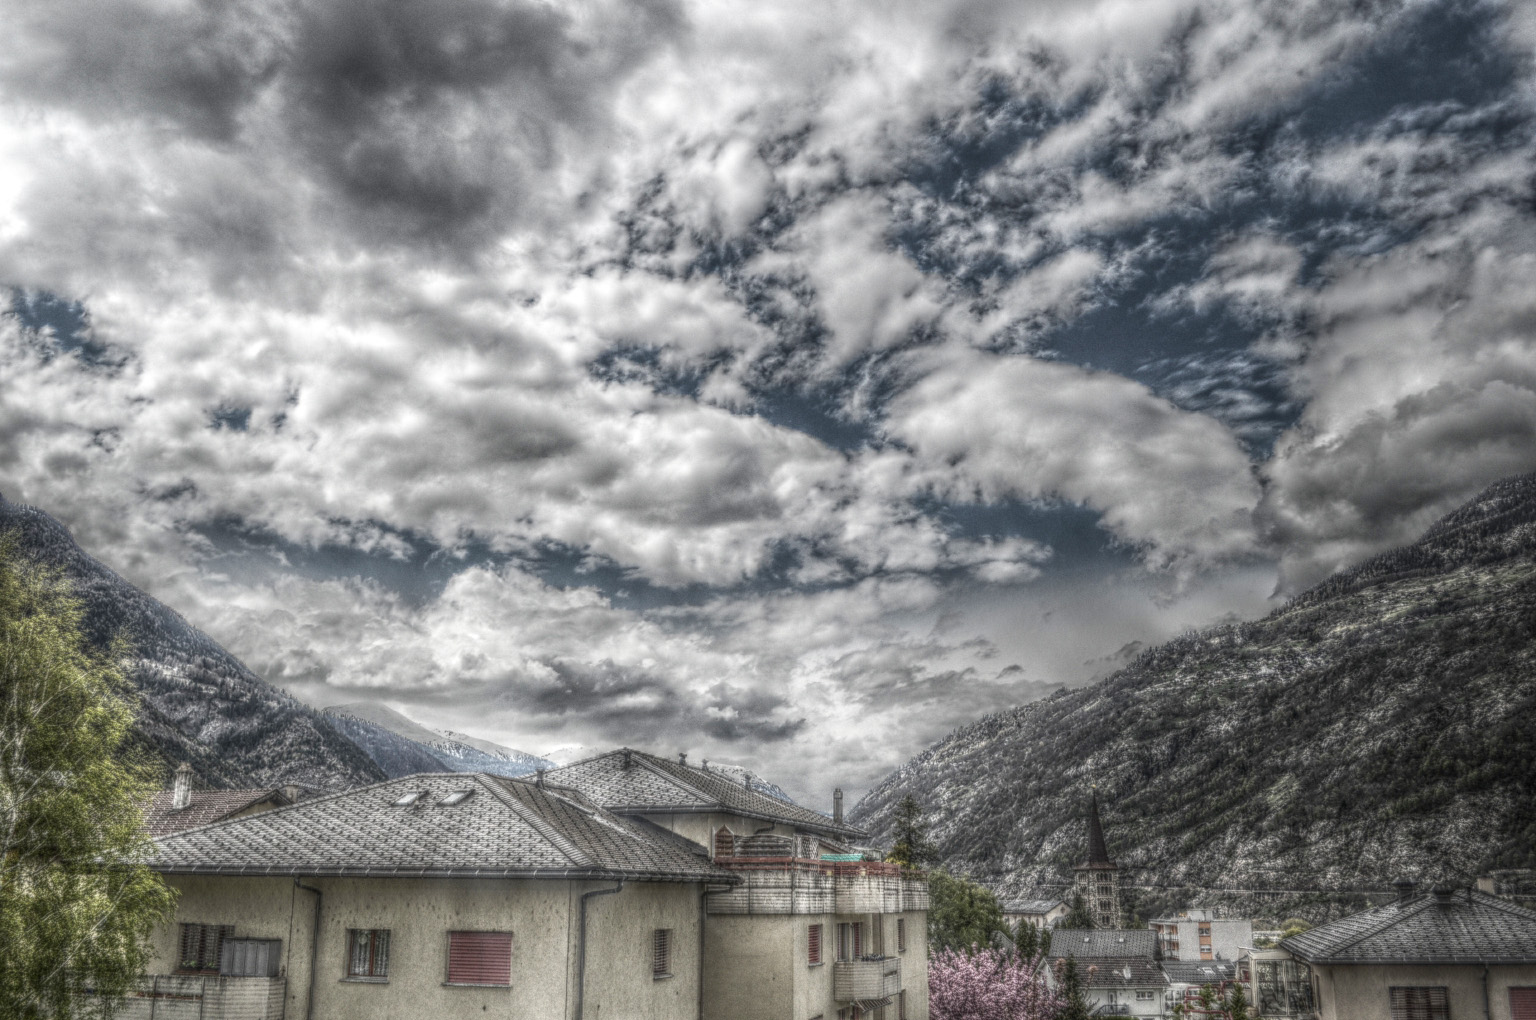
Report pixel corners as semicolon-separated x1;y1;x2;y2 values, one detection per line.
127;771;737;1020
1148;910;1252;962
145;762;300;836
1045;929;1168;1017
544;749;931;1020
1161;960;1238;1011
1002;898;1068;930
1239;881;1536;1020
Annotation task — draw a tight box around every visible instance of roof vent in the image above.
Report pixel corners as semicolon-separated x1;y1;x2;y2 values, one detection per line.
535;768;546;788
1431;885;1457;903
679;752;688;766
622;749;633;769
702;759;709;771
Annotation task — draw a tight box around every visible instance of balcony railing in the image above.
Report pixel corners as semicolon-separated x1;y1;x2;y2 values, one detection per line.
92;975;286;1020
708;856;929;915
833;955;902;1003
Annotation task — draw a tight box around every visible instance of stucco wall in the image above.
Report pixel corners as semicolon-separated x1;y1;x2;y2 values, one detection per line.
154;874;702;1020
638;811;796;853
1316;963;1536;1020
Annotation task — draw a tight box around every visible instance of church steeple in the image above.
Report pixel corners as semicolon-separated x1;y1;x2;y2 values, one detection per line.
1073;785;1121;928
1086;787;1111;865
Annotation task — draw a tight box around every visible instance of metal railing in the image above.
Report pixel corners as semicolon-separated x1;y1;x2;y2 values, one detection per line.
100;975;286;1020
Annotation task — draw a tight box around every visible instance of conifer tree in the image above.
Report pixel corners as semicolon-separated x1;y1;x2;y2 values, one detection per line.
887;794;939;868
1061;891;1095;929
1055;957;1090;1020
0;538;176;1018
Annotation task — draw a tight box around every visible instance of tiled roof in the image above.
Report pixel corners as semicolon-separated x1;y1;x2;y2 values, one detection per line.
1162;961;1236;985
1003;899;1063;914
544;749;865;839
150;773;738;883
1054;957;1167;989
1049;929;1158;959
1282;888;1536;965
143;789;288;836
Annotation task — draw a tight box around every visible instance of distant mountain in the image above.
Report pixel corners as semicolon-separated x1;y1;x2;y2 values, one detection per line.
544;744;603;765
0;494;384;791
324;702;551;778
704;759;798;806
851;473;1536;921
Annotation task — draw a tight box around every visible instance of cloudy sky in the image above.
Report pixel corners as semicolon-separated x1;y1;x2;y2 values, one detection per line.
2;0;1535;804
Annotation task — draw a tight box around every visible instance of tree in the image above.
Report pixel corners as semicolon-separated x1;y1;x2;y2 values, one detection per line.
1013;919;1039;961
1053;956;1090;1020
0;539;176;1018
1279;917;1312;939
1225;980;1252;1020
1060;892;1095;929
928;947;1061;1020
928;870;1010;953
887;794;939;868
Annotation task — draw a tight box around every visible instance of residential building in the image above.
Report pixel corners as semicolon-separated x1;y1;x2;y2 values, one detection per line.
1002;898;1068;930
126;771;736;1020
1148;910;1252;961
1162;960;1237;1011
1046;928;1167;1017
545;748;930;1020
144;761;299;836
1243;882;1536;1020
1073;789;1120;929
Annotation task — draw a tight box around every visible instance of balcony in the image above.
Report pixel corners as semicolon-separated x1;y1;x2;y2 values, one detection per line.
833;955;902;1003
93;975;286;1019
709;857;927;916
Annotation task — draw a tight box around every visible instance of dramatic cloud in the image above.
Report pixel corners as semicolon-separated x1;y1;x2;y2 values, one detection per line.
2;0;1534;798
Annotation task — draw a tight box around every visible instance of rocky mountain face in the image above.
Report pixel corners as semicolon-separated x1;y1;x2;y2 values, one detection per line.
0;495;384;791
323;702;552;778
850;473;1536;922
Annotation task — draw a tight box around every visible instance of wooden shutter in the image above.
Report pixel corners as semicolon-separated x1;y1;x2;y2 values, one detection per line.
1510;989;1536;1020
447;931;512;986
899;990;907;1020
1390;987;1450;1020
652;929;672;977
808;924;822;965
179;923;233;972
897;918;906;952
714;827;734;859
853;922;863;959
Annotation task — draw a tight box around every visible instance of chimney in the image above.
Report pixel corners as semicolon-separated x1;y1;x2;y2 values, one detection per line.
678;752;688;766
535;768;547;788
1431;885;1457;904
1476;875;1496;895
172;763;193;810
622;749;633;769
1393;878;1417;903
281;784;301;805
702;759;710;772
833;788;843;825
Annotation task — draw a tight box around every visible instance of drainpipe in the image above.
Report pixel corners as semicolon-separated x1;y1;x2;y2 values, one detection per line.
1483;964;1491;1020
698;884;736;1020
575;881;624;1020
293;878;323;1020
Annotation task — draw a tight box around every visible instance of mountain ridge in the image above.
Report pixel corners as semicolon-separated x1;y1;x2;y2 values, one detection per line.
849;472;1536;921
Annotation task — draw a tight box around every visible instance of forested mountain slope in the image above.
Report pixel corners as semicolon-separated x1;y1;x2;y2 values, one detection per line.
0;494;384;790
851;473;1536;920
323;702;551;778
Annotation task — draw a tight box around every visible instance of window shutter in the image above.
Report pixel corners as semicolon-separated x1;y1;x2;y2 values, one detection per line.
1391;987;1450;1020
447;931;513;986
853;922;863;959
1511;989;1536;1020
808;924;822;965
899;990;907;1020
652;929;672;977
714;827;734;859
897;918;906;952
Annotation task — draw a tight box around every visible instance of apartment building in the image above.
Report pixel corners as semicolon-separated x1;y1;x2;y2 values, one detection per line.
1148;910;1252;962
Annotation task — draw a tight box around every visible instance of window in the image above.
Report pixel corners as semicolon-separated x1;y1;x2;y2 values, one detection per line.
837;922;863;961
808;924;823;966
437;790;473;806
220;938;280;977
446;931;512;986
348;929;391;980
1136;990;1155;1001
652;929;673;979
393;790;424;806
177;923;234;973
1257;959;1314;1016
1390;987;1450;1020
1511;988;1536;1020
897;917;906;952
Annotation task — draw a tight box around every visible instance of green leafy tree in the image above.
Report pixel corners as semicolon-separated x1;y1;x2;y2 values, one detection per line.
1054;956;1090;1020
886;794;939;868
927;870;1009;953
1279;917;1312;939
1061;891;1095;929
0;540;176;1018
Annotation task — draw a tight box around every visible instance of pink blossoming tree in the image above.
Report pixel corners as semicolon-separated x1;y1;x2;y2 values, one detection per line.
929;947;1063;1020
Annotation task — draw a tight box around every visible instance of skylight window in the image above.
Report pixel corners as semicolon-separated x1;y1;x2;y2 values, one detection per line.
393;791;425;806
438;790;474;806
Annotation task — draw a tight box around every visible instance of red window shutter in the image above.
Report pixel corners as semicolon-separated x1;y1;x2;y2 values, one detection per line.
853;922;863;959
447;931;512;985
809;924;822;965
1511;989;1536;1020
897;918;905;952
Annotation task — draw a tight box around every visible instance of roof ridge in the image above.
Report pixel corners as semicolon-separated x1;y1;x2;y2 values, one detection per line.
477;775;593;868
1297;896;1437;956
150;772;434;841
1470;888;1536;922
632;753;721;805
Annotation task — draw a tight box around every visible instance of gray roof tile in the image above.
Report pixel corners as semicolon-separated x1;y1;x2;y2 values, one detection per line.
1049;929;1159;960
1282;889;1536;965
150;773;736;883
1053;957;1167;989
143;790;288;836
545;749;865;839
